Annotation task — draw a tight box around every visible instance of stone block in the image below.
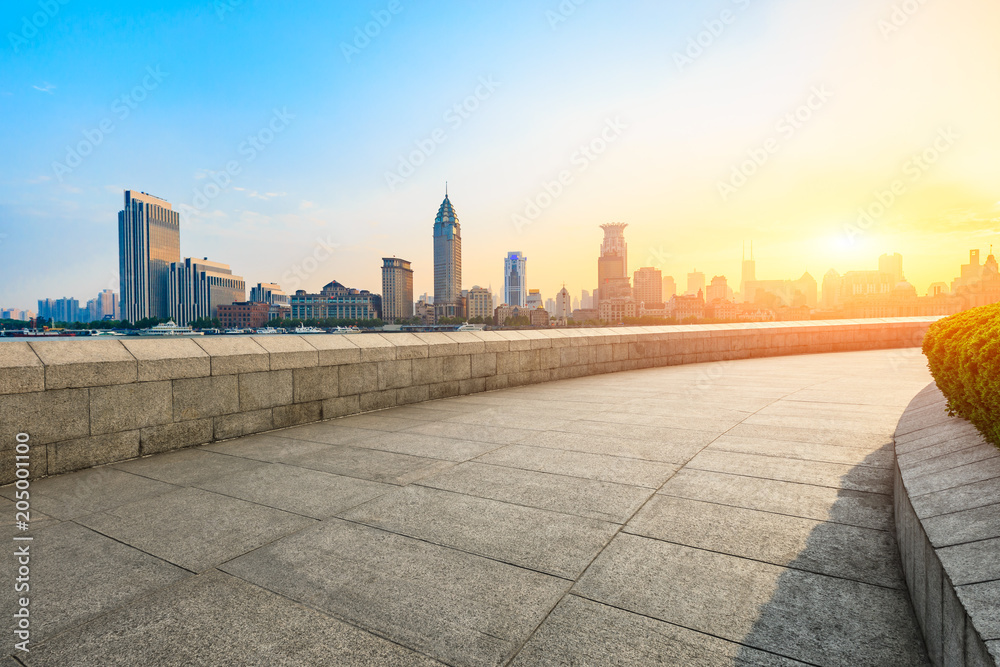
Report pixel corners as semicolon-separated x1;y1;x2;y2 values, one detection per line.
251;335;319;370
323;395;361;419
48;430;140;475
0;341;44;394
171;375;239;422
90;381;173;434
121;338;210;381
292;365;340;403
459;377;486;395
214;408;273;440
396;385;430;405
469;330;510;352
339;363;378;395
273;401;322;428
441;355;471;381
342;334;395;361
140;419;214;455
442;331;487;354
239;370;293;411
360;389;396;411
193;337;269;375
377;359;412;390
412;332;459;356
30;339;137;389
302;335;362;365
0;388;89;447
380;332;429;359
470;352;497;377
0;444;47;484
427;382;460;400
411;356;444;384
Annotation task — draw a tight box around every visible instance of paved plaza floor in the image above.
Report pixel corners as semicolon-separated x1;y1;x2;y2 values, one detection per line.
2;349;934;666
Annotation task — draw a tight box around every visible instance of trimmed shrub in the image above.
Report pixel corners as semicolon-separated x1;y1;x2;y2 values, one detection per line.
922;302;1000;449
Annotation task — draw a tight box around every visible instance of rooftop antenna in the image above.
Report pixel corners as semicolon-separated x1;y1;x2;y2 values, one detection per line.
445;181;448;197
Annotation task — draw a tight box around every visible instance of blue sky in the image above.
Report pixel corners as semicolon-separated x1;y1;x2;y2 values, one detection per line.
2;0;999;310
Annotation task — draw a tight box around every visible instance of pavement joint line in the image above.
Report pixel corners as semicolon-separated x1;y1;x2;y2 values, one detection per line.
616;530;906;592
409;477;647;526
562;592;825;667
450;456;668;490
329;513;582;582
468;438;693;469
272;430;511;464
682;464;894;497
653;490;894;533
705;442;895;467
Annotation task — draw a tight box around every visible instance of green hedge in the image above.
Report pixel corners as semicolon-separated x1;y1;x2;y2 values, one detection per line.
922;302;1000;449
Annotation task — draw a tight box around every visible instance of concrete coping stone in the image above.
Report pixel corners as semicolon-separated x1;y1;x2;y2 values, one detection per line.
0;341;44;394
29;339;137;389
895;383;1000;664
121;338;211;381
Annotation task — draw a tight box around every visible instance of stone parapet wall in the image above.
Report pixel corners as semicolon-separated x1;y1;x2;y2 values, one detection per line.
894;384;1000;666
0;318;938;484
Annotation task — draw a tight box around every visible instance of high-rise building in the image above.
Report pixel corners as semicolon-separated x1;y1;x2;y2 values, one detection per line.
97;289;120;320
555;286;572;320
686;270;706;296
168;258;245;325
119;190;180;322
504;251;527;307
740;241;757;302
822;269;841;309
597;223;629;305
879;253;904;284
381;257;414;322
526;289;543;309
706;275;730;302
433;191;463;320
633;267;663;306
467;286;493;321
580;289;592;309
662;276;677;300
249;282;289;307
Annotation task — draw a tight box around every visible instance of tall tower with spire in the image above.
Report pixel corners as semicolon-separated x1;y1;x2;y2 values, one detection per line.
740;241;756;302
433;188;463;320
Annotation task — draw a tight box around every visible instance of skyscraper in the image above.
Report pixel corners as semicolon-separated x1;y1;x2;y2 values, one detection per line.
662;276;677;300
504;251;527;307
381;257;414;322
740;241;756;302
878;253;904;284
687;270;706;296
168;258;245;325
433;191;462;320
633;267;663;306
597;223;629;304
119;190;180;322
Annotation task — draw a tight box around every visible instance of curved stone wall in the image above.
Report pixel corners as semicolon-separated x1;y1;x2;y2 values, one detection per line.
0;317;938;484
895;384;1000;666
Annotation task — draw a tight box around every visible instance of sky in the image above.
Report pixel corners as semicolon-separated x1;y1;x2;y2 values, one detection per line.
2;0;999;310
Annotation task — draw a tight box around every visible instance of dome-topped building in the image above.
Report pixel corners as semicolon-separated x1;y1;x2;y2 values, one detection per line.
433;188;463;320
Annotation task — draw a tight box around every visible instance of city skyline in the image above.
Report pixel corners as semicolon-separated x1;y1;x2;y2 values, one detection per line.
3;1;1000;312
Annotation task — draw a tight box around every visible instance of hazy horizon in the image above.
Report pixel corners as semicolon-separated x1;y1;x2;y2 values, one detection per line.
3;0;999;309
